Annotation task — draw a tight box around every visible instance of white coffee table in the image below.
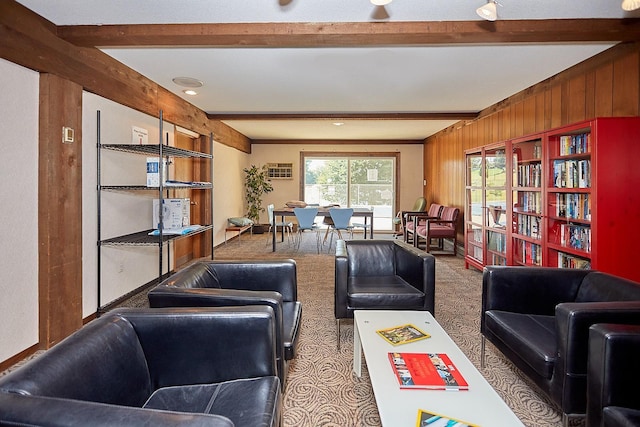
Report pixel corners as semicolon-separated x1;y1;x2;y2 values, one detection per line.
354;310;524;427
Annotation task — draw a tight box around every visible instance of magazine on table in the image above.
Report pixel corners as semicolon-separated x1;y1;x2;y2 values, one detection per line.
416;409;479;426
376;324;431;345
388;352;469;390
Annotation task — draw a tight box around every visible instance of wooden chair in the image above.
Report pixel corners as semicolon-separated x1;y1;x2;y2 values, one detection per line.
404;203;443;244
392;197;427;239
413;206;460;255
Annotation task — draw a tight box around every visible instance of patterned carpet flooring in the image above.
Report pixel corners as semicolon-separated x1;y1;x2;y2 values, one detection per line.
3;230;582;426
208;231;576;427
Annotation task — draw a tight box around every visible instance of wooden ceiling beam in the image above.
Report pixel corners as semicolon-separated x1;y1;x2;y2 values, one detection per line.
208;112;478;120
58;19;640;48
252;139;425;145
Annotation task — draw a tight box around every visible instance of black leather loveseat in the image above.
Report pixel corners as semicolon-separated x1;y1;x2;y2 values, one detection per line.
0;307;282;427
587;323;640;427
335;239;436;349
148;260;301;385
481;266;640;426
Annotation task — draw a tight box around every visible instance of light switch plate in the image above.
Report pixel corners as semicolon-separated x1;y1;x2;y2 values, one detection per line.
62;126;74;144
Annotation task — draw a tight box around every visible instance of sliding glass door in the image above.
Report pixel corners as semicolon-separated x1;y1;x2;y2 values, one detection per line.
303;155;396;231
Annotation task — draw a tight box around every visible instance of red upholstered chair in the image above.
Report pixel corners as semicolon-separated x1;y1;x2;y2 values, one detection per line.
404;203;443;245
413;206;460;255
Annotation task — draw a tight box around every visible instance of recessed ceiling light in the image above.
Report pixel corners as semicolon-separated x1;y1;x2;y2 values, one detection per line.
183;89;198;96
172;77;204;88
333;122;345;126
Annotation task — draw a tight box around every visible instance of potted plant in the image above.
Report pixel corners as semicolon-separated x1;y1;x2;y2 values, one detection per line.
243;164;274;233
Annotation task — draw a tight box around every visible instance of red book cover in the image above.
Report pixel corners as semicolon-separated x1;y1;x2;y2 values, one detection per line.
388;352;469;390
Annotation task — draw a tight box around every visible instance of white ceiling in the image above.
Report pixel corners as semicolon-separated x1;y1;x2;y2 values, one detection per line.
16;0;636;141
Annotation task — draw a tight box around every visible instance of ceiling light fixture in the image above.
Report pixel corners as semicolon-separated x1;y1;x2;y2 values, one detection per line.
183;89;198;96
172;77;204;88
333;122;345;126
622;0;640;10
476;0;499;21
370;0;392;5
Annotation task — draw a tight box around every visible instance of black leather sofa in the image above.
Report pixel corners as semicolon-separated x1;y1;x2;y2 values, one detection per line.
0;307;282;427
334;239;436;349
481;266;640;426
587;323;640;427
148;259;301;385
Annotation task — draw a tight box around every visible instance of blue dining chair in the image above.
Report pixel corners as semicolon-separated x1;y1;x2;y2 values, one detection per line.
266;204;293;247
327;208;354;251
293;207;321;253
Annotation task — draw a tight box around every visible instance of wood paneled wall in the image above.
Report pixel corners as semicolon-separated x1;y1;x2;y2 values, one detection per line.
424;42;640;244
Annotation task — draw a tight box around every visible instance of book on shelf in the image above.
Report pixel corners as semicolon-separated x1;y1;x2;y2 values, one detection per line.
416;409;479;427
388;352;469;391
376;324;431;346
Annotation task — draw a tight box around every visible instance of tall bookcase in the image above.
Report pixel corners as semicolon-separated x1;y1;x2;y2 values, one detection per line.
97;110;214;311
464;142;509;271
464;149;484;269
464;117;640;283
511;134;544;267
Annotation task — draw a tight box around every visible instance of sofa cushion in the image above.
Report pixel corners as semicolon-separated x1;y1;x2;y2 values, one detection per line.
165;262;220;289
348;276;425;308
144;377;280;427
484;311;556;379
228;217;253;227
0;315;153;408
347;242;396;276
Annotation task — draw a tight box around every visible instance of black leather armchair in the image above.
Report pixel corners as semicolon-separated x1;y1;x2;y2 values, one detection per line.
0;307;281;427
481;266;640;426
334;239;436;349
148;260;302;385
587;323;640;427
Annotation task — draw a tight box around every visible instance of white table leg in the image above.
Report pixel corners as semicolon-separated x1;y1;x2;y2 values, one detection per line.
353;319;362;377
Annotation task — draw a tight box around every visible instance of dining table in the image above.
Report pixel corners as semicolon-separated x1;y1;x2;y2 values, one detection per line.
271;206;374;252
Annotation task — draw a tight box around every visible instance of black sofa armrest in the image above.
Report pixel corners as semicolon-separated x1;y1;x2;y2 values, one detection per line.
555;301;640;375
393;239;436;314
334;240;349;319
551;302;640;414
587;323;640;427
113;307;279;389
482;266;589;315
149;287;283;314
0;393;234;427
207;260;298;302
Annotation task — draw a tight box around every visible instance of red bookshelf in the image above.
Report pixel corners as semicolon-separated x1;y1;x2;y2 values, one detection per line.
465;117;640;283
545;117;640;282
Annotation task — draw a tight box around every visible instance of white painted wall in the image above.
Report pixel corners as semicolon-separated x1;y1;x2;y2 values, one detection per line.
82;93;174;315
0;59;39;362
249;143;424;226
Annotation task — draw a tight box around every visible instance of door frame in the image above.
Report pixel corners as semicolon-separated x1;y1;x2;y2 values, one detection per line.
299;151;400;229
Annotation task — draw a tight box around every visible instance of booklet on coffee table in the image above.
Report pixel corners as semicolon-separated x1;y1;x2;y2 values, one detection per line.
388;352;469;391
415;409;479;426
376;324;430;345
